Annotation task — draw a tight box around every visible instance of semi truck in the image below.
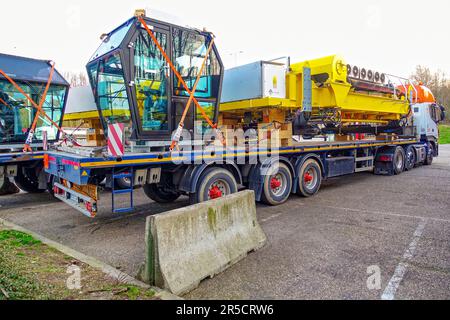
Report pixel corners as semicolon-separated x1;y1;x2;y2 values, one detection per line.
44;11;446;217
0;54;70;195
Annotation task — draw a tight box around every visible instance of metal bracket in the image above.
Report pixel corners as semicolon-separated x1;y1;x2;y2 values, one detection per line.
302;66;312;113
53;182;97;218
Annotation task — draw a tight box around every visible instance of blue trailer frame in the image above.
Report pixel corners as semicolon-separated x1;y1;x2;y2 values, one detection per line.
44;137;429;218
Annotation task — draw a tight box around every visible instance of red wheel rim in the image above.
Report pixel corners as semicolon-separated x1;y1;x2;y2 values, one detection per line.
304;172;313;184
271;177;282;190
208;186;223;199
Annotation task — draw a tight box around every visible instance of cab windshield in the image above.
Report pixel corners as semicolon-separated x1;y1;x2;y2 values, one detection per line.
0;80;66;144
88;52;132;140
89;19;133;62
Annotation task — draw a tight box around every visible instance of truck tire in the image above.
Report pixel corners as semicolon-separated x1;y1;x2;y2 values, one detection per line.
393;147;406;175
190;167;238;205
47;174;56;196
424;143;434;166
297;159;322;197
261;162;293;206
47;174;67;196
116;177;132;189
143;184;180;203
14;167;45;194
0;178;20;195
404;145;416;171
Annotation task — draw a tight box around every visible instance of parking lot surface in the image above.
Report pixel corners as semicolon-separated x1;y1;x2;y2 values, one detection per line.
1;145;449;300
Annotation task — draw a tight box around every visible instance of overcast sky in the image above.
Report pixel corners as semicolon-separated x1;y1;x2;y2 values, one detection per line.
1;0;449;78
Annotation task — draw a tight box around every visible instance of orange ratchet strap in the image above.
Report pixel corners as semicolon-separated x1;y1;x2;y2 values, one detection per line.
0;97;15;112
137;17;225;150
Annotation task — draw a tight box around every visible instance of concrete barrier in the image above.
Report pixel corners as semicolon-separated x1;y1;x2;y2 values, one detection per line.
141;190;267;296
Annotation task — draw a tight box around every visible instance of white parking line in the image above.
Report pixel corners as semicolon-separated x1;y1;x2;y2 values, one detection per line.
261;212;286;223
308;203;450;224
381;219;427;300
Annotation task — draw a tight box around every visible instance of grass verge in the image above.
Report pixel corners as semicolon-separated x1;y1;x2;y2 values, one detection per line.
439;125;450;145
0;228;157;300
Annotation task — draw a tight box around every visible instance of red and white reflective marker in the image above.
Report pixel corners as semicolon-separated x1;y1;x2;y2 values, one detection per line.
107;123;125;157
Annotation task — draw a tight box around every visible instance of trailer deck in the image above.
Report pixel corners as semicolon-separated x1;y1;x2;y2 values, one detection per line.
46;138;416;174
0;150;45;164
44;137;425;218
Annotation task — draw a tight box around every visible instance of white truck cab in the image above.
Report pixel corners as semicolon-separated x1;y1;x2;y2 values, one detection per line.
412;102;445;141
403;84;445;160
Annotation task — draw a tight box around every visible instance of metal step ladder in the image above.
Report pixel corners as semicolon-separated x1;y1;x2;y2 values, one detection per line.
355;149;374;173
111;167;134;214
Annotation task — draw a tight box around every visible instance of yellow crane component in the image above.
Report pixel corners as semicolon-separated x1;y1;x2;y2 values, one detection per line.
220;55;410;124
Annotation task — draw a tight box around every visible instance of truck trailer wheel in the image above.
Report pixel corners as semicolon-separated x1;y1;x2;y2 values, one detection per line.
404;146;416;171
14;167;45;194
116;177;132;189
424;143;434;166
46;174;56;196
393;147;406;175
297;159;322;197
47;174;65;196
261;162;293;206
0;177;20;195
190;167;238;204
143;184;180;203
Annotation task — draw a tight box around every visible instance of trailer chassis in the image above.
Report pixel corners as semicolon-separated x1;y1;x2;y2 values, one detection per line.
43;137;435;218
0;146;49;194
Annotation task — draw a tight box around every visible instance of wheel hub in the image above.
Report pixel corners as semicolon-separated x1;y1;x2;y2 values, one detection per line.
209;186;223;199
271;177;282;190
304;172;314;184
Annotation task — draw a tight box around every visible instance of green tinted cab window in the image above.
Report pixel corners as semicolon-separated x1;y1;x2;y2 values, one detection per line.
0;80;66;143
134;30;169;132
97;53;131;125
172;29;221;99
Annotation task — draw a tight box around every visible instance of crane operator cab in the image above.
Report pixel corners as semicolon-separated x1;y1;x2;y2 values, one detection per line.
0;54;69;149
86;12;224;151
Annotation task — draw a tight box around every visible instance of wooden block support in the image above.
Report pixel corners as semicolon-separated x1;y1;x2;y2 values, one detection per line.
335;135;353;142
376;134;398;141
258;122;293;147
262;109;286;124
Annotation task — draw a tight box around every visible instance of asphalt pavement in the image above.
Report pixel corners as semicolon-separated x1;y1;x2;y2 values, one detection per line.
1;145;449;300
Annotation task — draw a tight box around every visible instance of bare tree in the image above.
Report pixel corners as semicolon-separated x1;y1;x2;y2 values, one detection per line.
63;71;88;87
411;66;450;114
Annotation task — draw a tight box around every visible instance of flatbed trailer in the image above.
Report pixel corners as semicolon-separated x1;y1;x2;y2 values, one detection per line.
42;11;442;217
44;137;432;218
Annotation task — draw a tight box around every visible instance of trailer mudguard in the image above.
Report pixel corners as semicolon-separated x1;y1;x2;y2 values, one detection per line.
178;161;243;194
374;146;397;176
248;156;295;201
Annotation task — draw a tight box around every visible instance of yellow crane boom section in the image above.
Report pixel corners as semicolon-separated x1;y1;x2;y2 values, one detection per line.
220;55;410;123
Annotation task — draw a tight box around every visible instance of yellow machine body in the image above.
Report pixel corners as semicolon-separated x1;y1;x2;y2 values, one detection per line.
220;55;410;124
